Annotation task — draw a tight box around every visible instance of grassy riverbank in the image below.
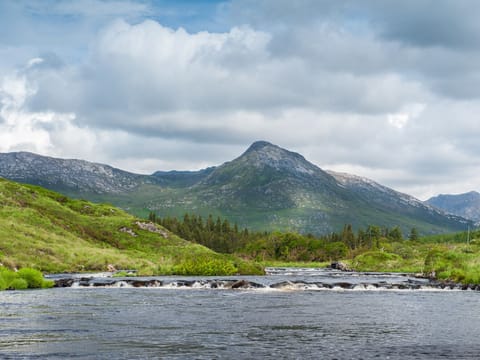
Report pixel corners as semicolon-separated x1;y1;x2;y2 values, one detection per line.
259;239;480;285
0;178;263;277
351;241;480;284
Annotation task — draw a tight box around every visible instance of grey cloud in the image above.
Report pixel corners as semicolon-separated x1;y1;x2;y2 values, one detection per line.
226;0;480;101
363;0;480;50
228;0;480;50
4;0;480;199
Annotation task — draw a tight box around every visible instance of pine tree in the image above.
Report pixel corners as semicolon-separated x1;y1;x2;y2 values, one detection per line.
408;227;419;241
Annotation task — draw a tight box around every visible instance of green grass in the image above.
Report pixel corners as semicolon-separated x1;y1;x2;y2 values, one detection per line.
259;260;329;268
0;178;263;277
0;267;53;290
347;240;480;284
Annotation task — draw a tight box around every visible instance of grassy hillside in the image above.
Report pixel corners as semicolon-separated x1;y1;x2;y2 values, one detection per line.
0;178;262;275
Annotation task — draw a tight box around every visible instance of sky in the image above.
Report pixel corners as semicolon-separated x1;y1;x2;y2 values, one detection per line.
0;0;479;200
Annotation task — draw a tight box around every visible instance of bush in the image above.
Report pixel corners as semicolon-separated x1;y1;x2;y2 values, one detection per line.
0;267;16;285
17;268;45;288
173;256;238;276
0;268;54;290
9;278;29;290
0;277;6;291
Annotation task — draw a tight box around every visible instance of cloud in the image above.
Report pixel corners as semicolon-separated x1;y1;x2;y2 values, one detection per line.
24;18;427;142
1;1;480;200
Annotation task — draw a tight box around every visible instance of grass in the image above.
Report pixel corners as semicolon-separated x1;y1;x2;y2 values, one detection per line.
259;260;330;268
0;267;53;290
347;239;480;284
0;178;263;277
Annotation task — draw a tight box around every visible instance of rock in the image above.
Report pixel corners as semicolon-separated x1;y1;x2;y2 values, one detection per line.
54;278;75;288
329;261;352;272
332;282;354;289
107;264;117;272
119;227;137;237
126;279;162;287
135;221;169;238
231;280;249;289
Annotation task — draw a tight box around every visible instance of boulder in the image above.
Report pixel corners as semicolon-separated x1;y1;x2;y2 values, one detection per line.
329;261;352;272
53;278;75;288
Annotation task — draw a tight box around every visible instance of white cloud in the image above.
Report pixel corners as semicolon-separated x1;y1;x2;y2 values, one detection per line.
0;66;95;158
387;103;425;129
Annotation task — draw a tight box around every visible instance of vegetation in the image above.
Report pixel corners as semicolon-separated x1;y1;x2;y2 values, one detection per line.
0;267;53;290
0;178;263;279
157;213;410;261
157;212;480;285
1;176;479;287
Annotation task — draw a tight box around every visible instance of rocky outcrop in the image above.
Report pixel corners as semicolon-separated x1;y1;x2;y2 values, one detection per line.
119;227;137;237
135;221;168;238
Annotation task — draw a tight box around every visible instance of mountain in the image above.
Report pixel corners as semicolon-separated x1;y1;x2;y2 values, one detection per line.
427;191;480;224
0;151;155;194
0;142;472;235
0;177;259;275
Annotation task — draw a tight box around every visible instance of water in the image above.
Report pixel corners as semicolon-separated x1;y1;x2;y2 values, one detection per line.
1;269;480;359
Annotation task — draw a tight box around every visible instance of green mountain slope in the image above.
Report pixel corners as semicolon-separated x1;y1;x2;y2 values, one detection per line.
0;178;261;275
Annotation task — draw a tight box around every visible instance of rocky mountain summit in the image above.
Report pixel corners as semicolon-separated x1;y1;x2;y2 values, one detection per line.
0;142;472;235
427;191;480;224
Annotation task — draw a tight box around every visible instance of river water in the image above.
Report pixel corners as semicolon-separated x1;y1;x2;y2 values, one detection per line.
1;268;480;359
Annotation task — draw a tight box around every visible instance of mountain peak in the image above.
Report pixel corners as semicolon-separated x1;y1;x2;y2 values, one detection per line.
237;141;319;176
245;140;277;153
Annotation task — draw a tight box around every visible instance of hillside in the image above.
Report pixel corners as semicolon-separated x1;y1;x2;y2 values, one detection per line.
0;178;261;275
0;142;472;235
148;141;471;235
427;191;480;224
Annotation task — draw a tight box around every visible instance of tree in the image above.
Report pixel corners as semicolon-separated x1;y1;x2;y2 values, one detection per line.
388;226;403;241
148;211;156;222
408;227;419;241
341;224;355;249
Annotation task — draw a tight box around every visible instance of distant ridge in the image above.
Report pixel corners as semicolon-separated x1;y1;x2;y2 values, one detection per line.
427;191;480;224
0;151;152;194
0;142;472;235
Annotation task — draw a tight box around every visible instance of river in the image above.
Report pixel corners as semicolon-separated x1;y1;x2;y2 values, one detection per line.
1;268;480;359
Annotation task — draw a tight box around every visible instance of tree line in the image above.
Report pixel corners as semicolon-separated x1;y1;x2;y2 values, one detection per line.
149;212;419;262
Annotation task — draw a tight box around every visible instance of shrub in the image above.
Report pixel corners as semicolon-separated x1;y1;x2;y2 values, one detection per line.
0;267;16;287
173;256;238;276
9;278;28;290
17;268;45;288
0;277;6;291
